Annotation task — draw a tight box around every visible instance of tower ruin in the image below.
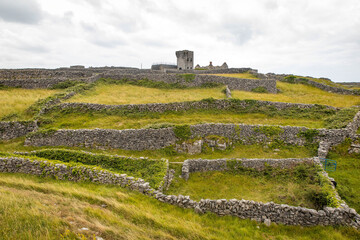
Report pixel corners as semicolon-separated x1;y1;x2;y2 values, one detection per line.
176;50;194;70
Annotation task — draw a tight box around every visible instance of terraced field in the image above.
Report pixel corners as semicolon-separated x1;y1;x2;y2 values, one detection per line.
0;73;360;240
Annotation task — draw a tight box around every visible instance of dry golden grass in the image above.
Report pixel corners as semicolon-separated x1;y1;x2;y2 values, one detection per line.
231;81;360;108
0;88;60;119
66;84;226;105
210;72;259;79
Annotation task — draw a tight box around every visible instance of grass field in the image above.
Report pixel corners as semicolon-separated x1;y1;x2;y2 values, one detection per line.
0;138;316;163
0;88;60;120
66;84;226;105
231;81;360;108
41;111;327;130
328;140;360;212
166;170;321;209
211;72;259;79
1;173;359;240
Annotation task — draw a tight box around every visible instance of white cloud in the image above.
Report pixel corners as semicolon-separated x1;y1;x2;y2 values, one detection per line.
0;0;359;82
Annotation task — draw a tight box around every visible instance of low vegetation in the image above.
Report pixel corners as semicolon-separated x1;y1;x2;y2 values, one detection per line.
66;83;226;105
0;138;316;163
39;110;328;131
0;88;60;120
167;163;334;210
1;173;359;240
328;139;360;212
220;79;360;107
25;149;168;189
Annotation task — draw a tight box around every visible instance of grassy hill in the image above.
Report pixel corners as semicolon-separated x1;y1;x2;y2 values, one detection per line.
0;74;360;239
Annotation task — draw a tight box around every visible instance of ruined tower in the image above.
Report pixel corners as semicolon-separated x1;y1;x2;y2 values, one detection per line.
176;50;194;70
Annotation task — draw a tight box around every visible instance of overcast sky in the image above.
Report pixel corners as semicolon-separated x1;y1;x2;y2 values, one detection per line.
0;0;359;82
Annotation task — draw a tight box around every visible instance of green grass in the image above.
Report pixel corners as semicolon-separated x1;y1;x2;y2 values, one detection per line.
25;149;168;189
0;173;359;240
66;84;226;105
0;138;316;163
0;88;60;120
40;110;327;130
166;167;324;209
328;140;360;212
215;75;360;107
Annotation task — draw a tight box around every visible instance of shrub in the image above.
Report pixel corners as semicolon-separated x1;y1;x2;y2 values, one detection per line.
173;125;192;141
50;80;80;89
297;129;319;144
177;74;196;83
254;126;284;138
251;86;268;93
28;149;168;188
283;75;296;83
324;107;359;129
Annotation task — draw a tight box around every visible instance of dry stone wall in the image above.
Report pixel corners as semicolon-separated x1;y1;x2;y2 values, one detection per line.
165;68;253;74
25;128;176;150
0;156;359;229
97;71;277;93
0;121;38;140
25;123;351;150
43;99;338;115
181;158;316;180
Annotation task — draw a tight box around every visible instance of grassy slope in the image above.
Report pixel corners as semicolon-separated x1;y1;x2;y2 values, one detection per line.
0;88;60;120
66;84;226;105
207;75;360;107
66;79;360;108
0;138;316;163
166;171;319;209
0;173;359;240
42;111;326;130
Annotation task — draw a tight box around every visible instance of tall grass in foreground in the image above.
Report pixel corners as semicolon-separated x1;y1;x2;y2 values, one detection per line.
0;173;359;240
0;88;60;120
66;84;226;105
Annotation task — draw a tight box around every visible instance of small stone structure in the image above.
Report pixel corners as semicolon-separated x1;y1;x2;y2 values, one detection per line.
195;62;228;70
176;50;194;70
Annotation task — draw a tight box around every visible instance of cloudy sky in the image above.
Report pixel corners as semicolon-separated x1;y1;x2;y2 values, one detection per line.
0;0;359;82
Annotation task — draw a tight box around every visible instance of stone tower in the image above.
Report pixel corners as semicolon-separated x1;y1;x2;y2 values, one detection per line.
176;50;194;70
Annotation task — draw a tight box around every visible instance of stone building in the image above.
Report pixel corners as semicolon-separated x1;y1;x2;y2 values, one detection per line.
176;50;194;70
195;62;228;70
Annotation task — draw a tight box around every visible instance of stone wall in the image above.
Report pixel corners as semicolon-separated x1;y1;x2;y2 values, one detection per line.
0;78;73;89
0;121;38;140
181;158;316;180
165;68;254;74
346;110;360;134
25;123;351;151
43;99;338;115
25;128;176;150
0;69;96;80
0;156;359;229
97;71;277;93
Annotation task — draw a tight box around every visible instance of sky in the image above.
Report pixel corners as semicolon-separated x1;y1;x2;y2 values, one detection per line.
0;0;359;82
